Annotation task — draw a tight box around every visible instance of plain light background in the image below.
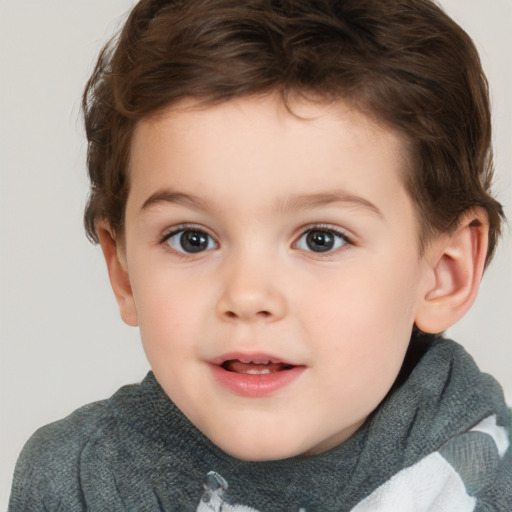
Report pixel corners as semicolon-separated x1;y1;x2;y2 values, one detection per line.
1;0;510;507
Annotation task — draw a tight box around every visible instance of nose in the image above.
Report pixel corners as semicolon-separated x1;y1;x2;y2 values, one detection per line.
215;255;287;323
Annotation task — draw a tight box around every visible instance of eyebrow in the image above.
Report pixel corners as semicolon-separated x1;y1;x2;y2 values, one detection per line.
140;188;383;218
278;191;384;218
140;190;214;213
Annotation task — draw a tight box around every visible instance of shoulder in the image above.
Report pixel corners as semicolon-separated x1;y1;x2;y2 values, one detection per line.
9;397;119;511
9;373;205;511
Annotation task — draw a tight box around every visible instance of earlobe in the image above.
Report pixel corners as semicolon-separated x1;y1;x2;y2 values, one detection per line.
415;209;489;334
97;223;139;327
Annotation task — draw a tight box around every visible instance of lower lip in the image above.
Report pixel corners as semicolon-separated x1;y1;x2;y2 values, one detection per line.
209;364;305;397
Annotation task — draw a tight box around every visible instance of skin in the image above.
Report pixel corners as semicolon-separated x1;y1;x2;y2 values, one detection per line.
100;94;488;461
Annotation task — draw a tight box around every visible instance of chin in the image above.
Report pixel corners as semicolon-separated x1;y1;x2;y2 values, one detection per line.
211;433;309;461
222;445;298;462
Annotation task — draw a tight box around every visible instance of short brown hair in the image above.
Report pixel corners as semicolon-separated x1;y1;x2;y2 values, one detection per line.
83;0;504;261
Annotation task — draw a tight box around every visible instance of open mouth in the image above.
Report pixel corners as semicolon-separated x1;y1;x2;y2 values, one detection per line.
210;354;305;396
221;359;295;375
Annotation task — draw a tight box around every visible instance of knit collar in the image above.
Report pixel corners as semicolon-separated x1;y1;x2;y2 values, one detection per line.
107;333;509;509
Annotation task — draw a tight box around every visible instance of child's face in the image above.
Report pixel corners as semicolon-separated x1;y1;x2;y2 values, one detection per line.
120;95;434;460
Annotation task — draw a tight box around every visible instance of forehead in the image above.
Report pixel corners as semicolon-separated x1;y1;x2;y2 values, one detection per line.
126;94;412;222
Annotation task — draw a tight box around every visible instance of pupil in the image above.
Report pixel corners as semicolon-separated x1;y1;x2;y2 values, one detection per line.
306;230;334;252
181;231;208;253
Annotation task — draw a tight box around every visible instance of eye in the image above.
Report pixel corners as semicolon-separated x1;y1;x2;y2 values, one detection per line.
164;228;218;254
295;228;349;253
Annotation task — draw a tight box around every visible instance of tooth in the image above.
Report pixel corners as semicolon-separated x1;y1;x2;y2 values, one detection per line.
238;359;271;364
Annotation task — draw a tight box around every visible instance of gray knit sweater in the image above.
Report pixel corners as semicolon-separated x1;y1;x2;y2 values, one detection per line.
8;335;512;511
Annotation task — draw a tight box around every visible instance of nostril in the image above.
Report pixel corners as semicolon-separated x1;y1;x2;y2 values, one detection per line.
223;310;271;319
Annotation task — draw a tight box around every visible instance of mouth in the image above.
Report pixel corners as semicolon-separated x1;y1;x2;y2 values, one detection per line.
209;353;304;397
221;359;295;375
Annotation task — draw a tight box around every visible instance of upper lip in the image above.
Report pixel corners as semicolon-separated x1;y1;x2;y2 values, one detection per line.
208;352;300;367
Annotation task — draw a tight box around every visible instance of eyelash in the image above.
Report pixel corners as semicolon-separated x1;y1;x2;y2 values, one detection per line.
159;224;218;257
158;223;353;257
294;224;353;255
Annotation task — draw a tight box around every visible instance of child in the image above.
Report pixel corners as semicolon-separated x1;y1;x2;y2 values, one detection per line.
9;0;511;510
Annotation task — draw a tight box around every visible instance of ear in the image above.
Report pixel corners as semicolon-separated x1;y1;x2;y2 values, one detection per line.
97;222;139;327
414;209;489;334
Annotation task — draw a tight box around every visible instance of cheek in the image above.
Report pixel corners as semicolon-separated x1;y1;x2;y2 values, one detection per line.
129;267;205;351
311;268;417;332
302;260;420;371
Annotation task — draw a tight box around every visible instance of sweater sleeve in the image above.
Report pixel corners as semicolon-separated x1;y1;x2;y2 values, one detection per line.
8;402;111;512
473;443;512;512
